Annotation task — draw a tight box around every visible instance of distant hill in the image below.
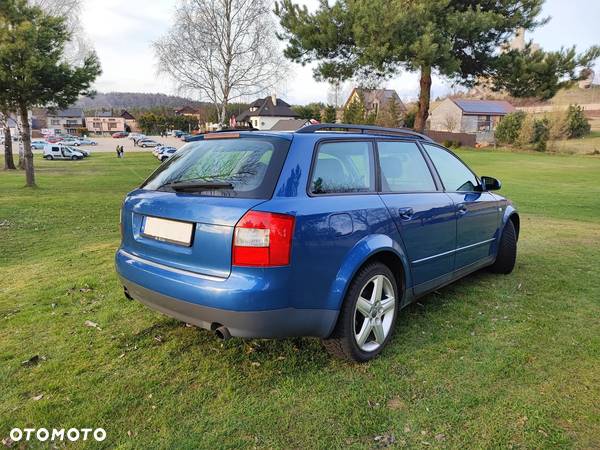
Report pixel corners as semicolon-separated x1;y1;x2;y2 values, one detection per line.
548;85;600;106
74;92;209;111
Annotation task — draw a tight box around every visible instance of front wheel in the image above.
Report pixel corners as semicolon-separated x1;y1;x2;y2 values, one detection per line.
322;262;399;362
489;220;517;274
45;155;53;160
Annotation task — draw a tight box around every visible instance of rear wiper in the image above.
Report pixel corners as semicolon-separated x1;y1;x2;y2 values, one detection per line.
169;181;234;191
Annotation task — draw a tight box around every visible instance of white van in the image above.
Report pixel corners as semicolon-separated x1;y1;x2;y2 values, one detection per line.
43;144;85;160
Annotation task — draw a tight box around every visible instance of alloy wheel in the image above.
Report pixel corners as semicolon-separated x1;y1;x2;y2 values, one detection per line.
353;274;396;352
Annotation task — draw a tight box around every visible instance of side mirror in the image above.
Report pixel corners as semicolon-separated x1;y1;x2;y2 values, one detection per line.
480;176;501;191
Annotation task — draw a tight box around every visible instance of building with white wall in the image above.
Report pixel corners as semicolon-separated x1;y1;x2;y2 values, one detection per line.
237;95;299;130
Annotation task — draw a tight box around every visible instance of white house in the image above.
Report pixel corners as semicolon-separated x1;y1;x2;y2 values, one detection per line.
237;95;299;130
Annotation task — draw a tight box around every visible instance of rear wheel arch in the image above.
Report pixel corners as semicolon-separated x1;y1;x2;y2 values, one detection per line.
329;247;408;320
359;250;406;297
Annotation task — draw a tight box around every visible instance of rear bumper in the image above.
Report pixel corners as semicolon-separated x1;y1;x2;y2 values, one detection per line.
116;249;337;338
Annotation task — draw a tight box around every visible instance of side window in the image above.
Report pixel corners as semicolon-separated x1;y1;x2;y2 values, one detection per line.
423;144;479;192
378;141;436;192
311;141;374;194
52;147;59;152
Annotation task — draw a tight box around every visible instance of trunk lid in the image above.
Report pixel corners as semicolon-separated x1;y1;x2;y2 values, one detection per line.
121;189;263;278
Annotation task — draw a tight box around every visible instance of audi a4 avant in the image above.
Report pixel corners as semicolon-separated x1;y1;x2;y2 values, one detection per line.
116;124;519;362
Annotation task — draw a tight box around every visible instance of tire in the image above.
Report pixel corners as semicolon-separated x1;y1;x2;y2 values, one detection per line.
489;220;517;274
45;155;53;160
322;262;399;362
71;155;77;160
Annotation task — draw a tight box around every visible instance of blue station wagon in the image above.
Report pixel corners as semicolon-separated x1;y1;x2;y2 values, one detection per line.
115;124;519;362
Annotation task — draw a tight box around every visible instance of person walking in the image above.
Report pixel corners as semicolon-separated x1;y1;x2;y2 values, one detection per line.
120;145;125;158
116;144;120;158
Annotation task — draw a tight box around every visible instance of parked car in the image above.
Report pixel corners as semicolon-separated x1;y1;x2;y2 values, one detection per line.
129;133;145;141
43;144;85;160
31;140;47;150
138;139;161;148
77;138;97;146
59;138;82;146
158;147;177;161
180;134;193;141
152;145;165;157
112;132;129;138
65;145;89;157
115;124;519;362
46;136;62;143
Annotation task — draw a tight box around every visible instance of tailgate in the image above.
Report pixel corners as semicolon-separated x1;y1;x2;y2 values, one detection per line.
121;189;263;278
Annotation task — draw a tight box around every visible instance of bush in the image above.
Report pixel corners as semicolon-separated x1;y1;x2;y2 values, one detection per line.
565;104;591;139
546;110;568;141
515;115;549;151
495;111;526;145
442;139;462;148
532;118;550;152
516;115;535;148
403;108;417;129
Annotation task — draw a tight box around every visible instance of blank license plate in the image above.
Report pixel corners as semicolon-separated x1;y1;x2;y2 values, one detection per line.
142;216;194;246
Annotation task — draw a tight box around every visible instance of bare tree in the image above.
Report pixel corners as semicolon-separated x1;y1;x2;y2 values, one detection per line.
443;114;459;133
30;0;91;64
327;80;349;108
154;0;286;126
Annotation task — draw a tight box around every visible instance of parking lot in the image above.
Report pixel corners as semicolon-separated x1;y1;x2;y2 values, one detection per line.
32;135;185;154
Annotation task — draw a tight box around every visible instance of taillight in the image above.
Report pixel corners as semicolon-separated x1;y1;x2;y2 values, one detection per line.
232;211;295;267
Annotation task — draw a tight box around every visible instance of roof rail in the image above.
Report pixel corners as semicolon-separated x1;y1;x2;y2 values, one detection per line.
210;127;258;132
182;127;258;142
295;123;432;141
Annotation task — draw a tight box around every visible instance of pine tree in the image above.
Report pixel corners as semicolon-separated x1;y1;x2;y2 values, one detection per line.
323;105;337;123
0;0;101;186
276;0;598;132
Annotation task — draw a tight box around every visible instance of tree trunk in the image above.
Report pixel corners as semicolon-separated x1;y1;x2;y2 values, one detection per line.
414;65;432;133
18;143;25;169
19;106;35;187
219;101;228;128
3;125;16;170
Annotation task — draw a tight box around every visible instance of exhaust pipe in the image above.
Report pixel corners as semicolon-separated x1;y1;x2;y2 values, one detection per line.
123;286;133;300
214;325;231;340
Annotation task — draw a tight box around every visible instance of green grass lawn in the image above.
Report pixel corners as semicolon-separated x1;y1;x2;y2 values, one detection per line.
1;150;599;448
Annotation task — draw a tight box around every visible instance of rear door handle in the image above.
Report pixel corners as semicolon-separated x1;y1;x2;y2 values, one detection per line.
398;207;414;220
457;204;468;215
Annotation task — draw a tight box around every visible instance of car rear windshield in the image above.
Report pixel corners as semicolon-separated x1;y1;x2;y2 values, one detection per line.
140;136;291;199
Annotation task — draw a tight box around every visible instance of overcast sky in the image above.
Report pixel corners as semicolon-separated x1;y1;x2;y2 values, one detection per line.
81;0;600;105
